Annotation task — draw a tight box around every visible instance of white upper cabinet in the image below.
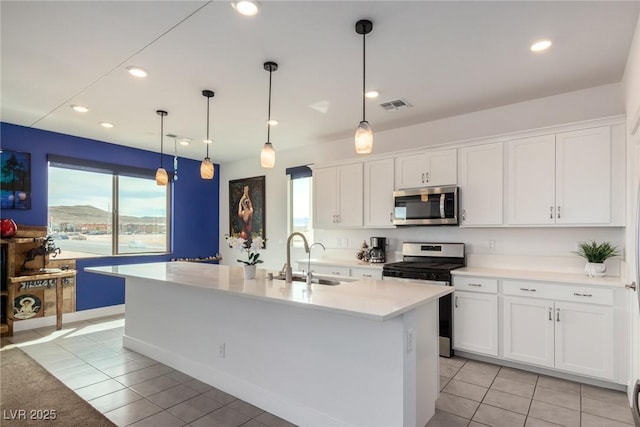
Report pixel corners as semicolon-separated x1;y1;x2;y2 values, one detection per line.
313;163;363;228
395;149;457;189
364;158;395;228
507;126;614;226
555;127;611;225
458;142;504;226
507;135;556;225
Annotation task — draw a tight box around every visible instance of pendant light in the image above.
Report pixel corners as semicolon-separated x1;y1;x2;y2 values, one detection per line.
173;136;179;182
261;61;278;168
355;19;373;154
155;110;168;186
200;90;215;180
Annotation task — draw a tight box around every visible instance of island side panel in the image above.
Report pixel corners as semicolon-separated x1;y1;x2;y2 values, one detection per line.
402;300;439;426
123;277;411;426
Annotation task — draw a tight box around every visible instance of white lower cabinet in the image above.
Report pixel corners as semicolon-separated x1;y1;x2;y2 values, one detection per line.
503;295;615;380
553;301;614;379
503;296;555;368
453;279;498;356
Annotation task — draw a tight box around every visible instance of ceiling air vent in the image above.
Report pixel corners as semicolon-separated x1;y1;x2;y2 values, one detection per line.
379;98;412;111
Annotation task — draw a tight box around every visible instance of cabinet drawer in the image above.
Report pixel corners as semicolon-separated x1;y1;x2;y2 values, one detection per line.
453;277;497;293
503;281;613;306
552;286;613;306
312;265;351;277
503;280;555;298
351;268;382;280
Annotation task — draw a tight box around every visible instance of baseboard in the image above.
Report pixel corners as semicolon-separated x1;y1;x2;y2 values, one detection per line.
454;350;627;392
13;305;125;332
123;334;348;427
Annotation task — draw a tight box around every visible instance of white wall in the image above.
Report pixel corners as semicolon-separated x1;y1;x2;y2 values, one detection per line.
220;83;625;271
623;12;640;402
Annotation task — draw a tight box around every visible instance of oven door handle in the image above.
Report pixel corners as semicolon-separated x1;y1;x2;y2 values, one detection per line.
439;194;446;219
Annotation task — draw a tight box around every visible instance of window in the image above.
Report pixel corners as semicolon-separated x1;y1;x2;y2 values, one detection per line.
48;156;170;258
287;166;313;246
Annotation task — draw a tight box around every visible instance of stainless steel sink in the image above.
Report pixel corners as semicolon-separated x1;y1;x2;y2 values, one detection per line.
273;274;341;286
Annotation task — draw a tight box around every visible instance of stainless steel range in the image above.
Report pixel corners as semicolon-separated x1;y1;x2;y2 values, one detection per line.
383;242;465;357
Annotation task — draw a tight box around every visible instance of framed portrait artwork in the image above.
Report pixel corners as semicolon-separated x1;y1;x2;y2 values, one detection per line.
0;149;32;210
229;175;266;246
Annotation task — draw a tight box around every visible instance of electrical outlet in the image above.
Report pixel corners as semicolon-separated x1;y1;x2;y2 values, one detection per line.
406;328;415;352
219;343;226;358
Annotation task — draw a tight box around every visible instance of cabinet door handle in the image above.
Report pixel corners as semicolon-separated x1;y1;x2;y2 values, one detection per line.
468;283;482;287
626;282;637;291
362;274;372;278
548;307;552;321
556;308;560;322
550;206;554;219
462;209;466;221
421;173;425;183
454;296;459;308
557;206;561;219
389;212;393;222
520;288;537;292
425;172;430;183
332;271;341;275
573;292;592;297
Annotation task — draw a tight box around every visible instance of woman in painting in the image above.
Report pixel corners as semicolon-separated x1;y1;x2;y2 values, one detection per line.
238;185;253;240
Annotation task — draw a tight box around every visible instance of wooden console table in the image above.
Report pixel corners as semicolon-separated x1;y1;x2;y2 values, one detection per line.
7;270;77;333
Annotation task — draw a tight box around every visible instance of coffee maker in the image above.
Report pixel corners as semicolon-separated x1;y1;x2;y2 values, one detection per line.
369;237;386;263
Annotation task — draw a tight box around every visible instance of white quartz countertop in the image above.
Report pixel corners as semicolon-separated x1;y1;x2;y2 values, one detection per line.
297;258;385;269
452;267;626;288
86;262;451;321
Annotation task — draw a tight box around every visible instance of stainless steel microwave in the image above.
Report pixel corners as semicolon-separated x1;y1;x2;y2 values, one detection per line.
392;186;459;226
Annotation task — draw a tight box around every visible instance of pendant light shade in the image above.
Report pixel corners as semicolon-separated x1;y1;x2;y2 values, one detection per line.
261;142;275;168
201;90;215;180
355;19;373;154
156;110;168;186
201;158;214;179
261;61;278;168
355;120;373;154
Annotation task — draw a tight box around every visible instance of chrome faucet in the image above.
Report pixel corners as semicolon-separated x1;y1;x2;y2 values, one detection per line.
306;242;326;285
285;232;309;283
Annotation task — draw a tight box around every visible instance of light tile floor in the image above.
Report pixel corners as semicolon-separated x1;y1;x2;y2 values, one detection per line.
430;357;635;427
4;315;635;427
4;315;295;427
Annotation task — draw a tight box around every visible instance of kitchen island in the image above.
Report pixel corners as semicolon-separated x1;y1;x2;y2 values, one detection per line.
86;262;452;427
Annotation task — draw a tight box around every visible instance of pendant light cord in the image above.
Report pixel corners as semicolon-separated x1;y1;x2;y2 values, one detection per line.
362;30;366;122
160;115;164;168
267;68;273;142
206;96;211;158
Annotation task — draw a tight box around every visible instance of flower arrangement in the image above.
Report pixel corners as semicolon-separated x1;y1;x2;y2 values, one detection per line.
226;235;265;266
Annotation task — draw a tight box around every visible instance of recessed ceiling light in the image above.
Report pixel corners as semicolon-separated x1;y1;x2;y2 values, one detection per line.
267;119;278;126
71;104;89;113
530;40;552;52
178;138;191;146
126;66;148;78
100;122;114;128
365;90;380;99
231;1;259;16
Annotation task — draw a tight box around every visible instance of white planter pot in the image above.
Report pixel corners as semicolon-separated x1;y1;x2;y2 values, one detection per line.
243;265;257;280
584;262;606;277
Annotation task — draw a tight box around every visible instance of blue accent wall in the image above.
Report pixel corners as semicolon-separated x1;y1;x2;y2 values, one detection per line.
1;122;220;310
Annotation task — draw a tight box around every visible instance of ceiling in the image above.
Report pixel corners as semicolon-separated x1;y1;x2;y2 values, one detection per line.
2;1;639;164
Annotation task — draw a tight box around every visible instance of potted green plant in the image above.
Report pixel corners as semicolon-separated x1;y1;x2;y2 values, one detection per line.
576;241;619;277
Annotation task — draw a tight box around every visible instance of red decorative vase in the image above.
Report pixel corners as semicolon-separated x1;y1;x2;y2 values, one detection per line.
0;219;17;237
